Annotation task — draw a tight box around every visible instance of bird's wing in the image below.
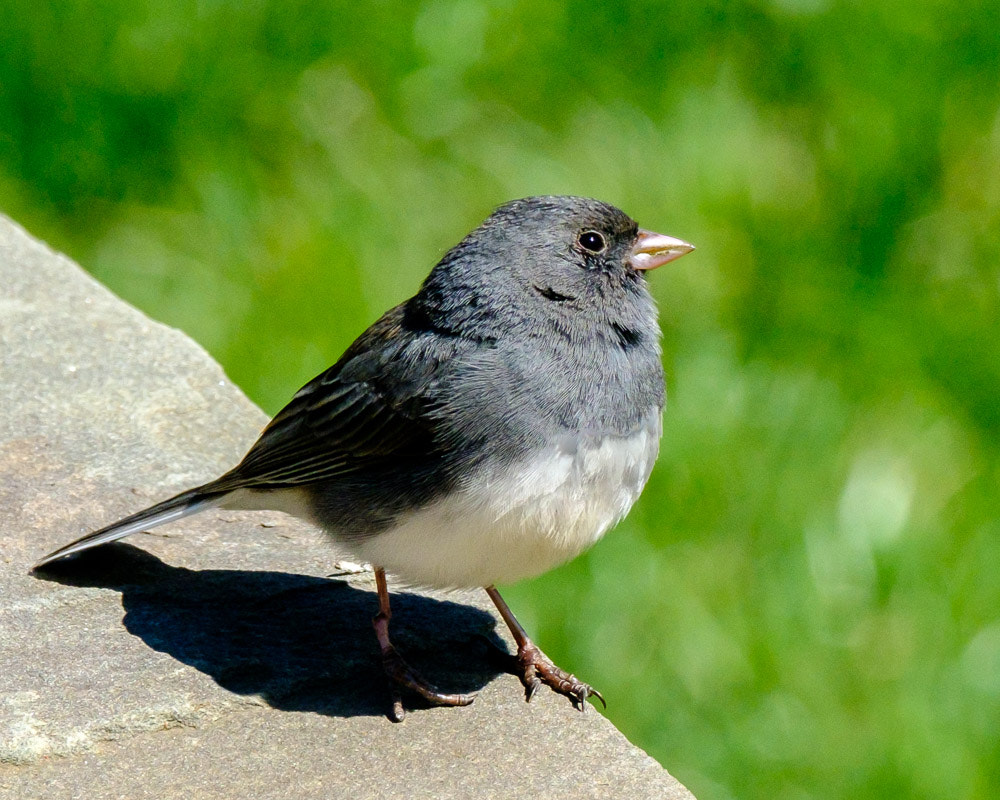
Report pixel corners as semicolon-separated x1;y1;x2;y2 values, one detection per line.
210;303;450;491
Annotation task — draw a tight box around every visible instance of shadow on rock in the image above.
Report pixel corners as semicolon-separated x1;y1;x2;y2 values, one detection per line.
34;542;507;718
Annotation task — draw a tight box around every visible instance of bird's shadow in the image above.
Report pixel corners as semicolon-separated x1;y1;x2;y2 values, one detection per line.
34;543;508;718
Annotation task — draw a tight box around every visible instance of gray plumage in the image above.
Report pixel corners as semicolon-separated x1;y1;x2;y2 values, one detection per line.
36;196;672;587
35;194;695;718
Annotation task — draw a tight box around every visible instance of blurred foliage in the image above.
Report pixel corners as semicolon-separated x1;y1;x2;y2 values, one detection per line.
2;1;1000;797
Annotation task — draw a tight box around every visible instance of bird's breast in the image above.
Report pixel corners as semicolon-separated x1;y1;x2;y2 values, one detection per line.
351;408;662;588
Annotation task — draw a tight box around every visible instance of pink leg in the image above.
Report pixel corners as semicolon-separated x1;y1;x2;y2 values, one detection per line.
485;586;605;711
372;567;475;722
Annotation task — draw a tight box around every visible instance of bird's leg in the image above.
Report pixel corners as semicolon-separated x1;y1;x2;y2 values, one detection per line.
372;566;475;722
485;585;605;712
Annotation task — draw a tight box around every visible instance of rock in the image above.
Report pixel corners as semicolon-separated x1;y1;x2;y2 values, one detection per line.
0;214;694;799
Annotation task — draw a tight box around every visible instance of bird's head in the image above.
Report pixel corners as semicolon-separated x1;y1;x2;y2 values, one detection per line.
414;196;694;342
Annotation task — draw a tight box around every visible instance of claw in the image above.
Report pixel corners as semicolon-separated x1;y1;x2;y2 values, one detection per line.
513;639;604;712
381;643;476;709
372;567;476;721
388;683;405;723
485;586;605;712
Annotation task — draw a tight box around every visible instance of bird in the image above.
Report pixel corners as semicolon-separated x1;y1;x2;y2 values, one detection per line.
34;195;694;721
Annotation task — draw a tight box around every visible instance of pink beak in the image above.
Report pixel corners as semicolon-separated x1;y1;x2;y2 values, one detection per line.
628;229;695;271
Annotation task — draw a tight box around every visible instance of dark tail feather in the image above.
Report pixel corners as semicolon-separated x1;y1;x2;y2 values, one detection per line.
33;486;227;569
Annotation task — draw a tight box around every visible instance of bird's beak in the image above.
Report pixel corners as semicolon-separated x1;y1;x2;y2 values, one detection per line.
628;229;695;271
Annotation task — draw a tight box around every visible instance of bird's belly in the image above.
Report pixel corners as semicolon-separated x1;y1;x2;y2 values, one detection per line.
353;414;662;588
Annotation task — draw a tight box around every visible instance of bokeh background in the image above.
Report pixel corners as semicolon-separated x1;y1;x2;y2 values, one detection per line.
3;1;999;797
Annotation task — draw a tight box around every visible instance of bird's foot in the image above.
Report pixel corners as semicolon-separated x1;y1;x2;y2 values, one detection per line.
514;638;605;712
377;633;475;722
372;569;476;722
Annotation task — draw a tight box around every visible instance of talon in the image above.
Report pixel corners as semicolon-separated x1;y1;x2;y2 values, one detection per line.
485;587;605;712
512;640;603;710
389;685;405;723
373;567;475;720
381;646;476;707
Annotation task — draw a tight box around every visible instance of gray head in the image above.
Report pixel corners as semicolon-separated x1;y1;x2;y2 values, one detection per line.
411;196;693;346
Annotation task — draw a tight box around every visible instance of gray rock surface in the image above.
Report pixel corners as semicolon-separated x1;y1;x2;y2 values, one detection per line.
0;214;694;799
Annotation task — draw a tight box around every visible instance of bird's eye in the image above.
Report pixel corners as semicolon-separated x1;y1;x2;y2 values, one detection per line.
578;230;606;253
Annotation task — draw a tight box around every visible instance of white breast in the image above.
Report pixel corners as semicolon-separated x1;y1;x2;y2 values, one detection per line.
353;411;662;588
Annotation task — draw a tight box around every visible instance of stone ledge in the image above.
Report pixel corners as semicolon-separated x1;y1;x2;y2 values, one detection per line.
0;214;693;799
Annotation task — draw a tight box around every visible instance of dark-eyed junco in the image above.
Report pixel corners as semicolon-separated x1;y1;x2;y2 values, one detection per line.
35;196;694;721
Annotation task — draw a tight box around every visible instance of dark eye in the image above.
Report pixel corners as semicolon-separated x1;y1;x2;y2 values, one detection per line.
578;230;606;253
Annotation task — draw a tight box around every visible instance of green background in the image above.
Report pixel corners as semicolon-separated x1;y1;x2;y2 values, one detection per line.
3;1;999;797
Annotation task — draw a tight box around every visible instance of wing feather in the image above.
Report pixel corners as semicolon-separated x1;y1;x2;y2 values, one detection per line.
208;304;451;492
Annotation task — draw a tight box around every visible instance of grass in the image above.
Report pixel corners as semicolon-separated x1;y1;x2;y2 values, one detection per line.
2;1;999;796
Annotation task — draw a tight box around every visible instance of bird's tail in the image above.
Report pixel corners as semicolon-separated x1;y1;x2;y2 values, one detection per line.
33;486;227;569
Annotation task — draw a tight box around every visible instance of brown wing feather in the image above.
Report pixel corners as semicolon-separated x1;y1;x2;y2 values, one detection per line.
209;303;443;492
